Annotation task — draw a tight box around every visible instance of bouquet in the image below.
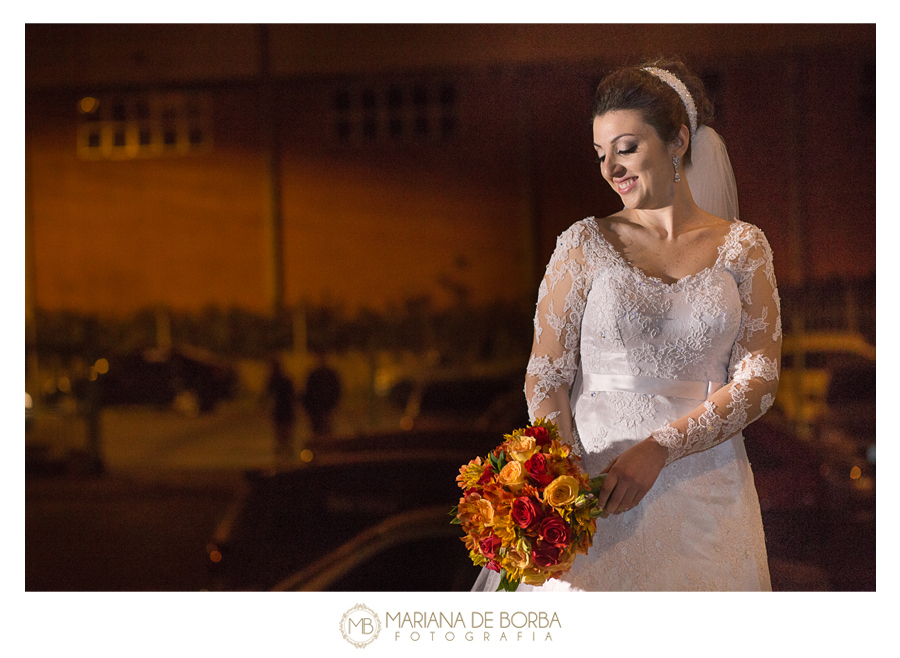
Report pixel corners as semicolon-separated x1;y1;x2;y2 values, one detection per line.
450;418;606;591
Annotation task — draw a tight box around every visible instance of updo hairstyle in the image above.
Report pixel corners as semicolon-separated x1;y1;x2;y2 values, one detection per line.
592;58;714;166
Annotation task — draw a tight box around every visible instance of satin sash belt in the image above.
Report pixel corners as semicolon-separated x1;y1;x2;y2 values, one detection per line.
581;372;725;401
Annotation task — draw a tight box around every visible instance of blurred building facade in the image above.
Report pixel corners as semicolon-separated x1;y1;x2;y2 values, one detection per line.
25;24;875;330
25;27;876;589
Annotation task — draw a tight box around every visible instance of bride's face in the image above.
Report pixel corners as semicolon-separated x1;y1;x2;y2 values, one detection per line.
592;109;676;210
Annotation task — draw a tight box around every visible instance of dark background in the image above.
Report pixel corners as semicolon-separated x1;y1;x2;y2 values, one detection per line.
24;24;876;594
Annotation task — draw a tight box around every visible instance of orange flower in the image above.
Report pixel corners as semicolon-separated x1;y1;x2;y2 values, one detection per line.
574;531;594;555
481;481;516;506
457;492;495;528
457;457;487;489
545;440;571;461
491;508;517;544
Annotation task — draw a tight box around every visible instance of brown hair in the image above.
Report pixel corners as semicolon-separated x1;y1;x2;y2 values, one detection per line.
592;58;713;165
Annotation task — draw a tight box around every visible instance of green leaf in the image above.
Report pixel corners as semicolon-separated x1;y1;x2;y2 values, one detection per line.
488;450;508;475
587;473;607;495
496;569;520;592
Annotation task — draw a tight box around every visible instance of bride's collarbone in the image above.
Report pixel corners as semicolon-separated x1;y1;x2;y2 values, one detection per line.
624;250;714;283
597;220;731;282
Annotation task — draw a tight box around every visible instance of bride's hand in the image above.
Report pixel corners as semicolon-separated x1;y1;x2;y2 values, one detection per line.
597;437;669;516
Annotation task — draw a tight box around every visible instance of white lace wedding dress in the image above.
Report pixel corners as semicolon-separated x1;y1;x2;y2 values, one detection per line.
472;217;780;591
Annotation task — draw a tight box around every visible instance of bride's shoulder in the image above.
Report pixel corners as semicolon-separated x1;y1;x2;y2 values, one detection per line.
555;216;602;244
546;218;610;266
721;220;776;262
560;214;625;241
727;219;772;245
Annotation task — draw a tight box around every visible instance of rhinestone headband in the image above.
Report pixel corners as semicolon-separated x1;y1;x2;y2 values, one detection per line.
642;66;698;135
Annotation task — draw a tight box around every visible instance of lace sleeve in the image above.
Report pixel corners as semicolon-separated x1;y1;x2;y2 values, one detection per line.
650;225;782;465
524;222;594;440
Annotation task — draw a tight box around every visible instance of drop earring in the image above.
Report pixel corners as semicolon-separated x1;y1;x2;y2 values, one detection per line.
673;156;681;183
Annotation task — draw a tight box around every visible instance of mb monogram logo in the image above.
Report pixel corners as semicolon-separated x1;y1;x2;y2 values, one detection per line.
339;604;382;648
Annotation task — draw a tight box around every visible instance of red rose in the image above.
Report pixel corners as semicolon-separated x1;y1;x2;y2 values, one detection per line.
531;539;563;567
538;514;573;548
524;453;555;487
524;426;551;446
480;534;502;559
485;559;501;572
477;464;494;485
511;495;543;529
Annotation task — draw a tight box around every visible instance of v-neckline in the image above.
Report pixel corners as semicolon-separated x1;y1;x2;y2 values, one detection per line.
588;217;741;287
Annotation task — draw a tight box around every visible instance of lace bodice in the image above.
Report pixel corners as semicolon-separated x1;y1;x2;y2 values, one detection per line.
525;218;781;465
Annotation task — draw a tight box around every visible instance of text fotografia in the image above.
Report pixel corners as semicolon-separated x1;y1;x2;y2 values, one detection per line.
387;611;561;642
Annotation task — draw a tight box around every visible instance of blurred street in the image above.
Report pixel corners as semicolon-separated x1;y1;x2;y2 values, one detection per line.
26;400;367;591
26;400;875;592
26;470;238;591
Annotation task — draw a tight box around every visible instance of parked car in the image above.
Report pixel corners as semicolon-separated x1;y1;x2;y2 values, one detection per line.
389;373;528;432
271;506;474;591
743;416;832;514
96;345;237;414
205;429;500;591
743;408;875;589
771;331;875;517
776;331;875;425
812;362;875;514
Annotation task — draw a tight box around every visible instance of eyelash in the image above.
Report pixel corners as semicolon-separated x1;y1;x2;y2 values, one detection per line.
595;145;638;164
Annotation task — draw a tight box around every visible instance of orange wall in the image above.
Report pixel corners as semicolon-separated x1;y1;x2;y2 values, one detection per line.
26;49;875;317
28;87;271;315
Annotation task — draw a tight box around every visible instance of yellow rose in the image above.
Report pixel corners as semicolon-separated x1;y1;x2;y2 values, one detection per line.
506;547;532;570
516;537;532;554
542;475;580;508
474;498;495;526
497;461;526;491
506;436;538;463
522;568;549;586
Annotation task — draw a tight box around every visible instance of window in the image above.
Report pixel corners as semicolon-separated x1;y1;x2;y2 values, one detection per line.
76;91;212;160
331;79;458;146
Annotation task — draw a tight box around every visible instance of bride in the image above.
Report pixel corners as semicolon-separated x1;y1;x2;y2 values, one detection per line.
472;59;780;591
